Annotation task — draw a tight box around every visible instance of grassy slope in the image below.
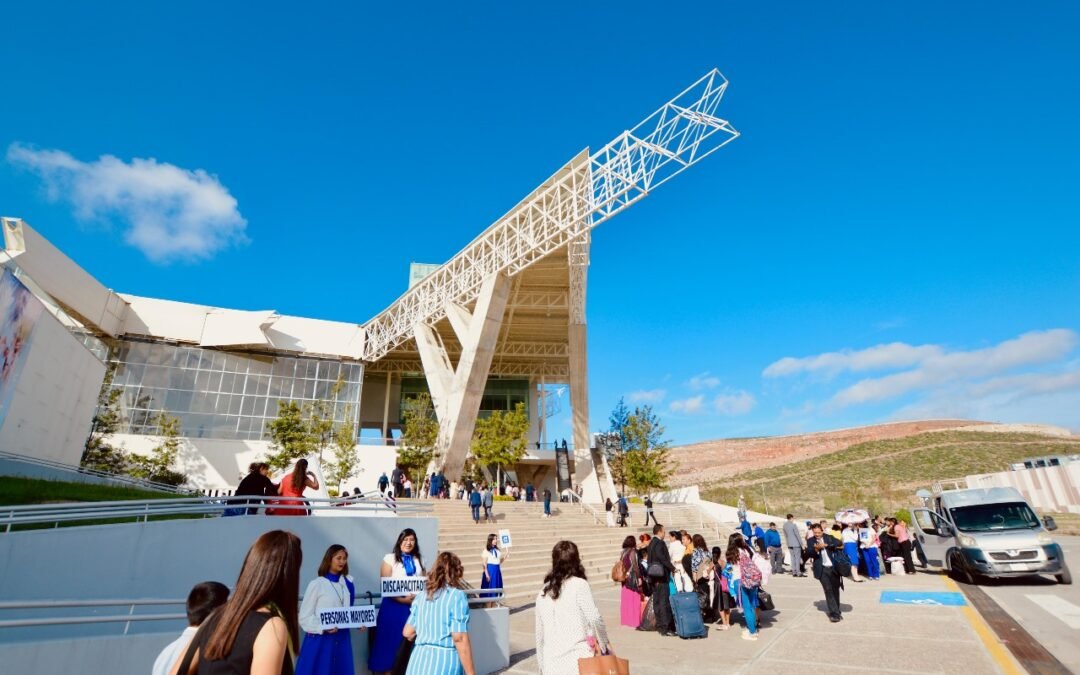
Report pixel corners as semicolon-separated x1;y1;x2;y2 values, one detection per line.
0;477;177;506
701;431;1080;518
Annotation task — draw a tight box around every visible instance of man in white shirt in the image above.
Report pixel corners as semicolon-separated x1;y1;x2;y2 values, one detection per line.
808;524;844;623
152;581;229;675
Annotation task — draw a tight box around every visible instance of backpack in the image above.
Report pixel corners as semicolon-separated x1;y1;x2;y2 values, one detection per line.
611;555;628;583
740;551;762;589
828;547;852;577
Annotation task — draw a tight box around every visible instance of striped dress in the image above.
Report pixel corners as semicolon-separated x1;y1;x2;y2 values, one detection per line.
405;587;471;675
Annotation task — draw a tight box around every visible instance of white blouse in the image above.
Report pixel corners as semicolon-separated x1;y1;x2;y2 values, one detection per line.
383;553;425;578
483;548;503;566
534;576;609;675
299;575;353;634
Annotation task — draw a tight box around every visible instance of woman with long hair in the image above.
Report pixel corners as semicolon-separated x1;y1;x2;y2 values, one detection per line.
296;545;355;675
711;545;734;630
170;530;302;675
604;498;615;527
270;459;319;516
725;532;760;641
479;533;507;606
535;541;612;673
369;528;426;674
401;552;476;675
618;535;644;628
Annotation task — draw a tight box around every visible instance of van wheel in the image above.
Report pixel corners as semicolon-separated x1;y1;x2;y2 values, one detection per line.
1056;565;1073;585
949;552;976;585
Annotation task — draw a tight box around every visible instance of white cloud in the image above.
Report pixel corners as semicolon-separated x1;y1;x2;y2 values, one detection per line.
764;342;942;378
714;391;756;415
7;143;247;263
688;372;721;390
669;395;705;414
628;389;666;403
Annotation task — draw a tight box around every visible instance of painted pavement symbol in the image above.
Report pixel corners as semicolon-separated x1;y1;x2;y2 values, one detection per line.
879;591;967;606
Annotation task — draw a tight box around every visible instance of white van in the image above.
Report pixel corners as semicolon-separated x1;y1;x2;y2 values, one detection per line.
910;486;1070;585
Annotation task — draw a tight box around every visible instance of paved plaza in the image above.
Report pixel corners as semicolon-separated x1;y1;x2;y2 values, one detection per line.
502;569;1015;674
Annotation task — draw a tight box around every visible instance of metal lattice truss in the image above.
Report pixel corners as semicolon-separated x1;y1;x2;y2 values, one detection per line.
361;69;738;363
366;359;570;379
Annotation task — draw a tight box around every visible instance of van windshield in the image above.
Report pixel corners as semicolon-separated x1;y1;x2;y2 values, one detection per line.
949;502;1039;532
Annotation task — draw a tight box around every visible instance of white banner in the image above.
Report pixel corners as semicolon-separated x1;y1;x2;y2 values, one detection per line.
381;576;426;598
499;529;512;548
317;605;377;630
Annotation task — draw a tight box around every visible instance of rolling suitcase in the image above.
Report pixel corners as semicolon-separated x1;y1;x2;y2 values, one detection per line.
670;590;707;639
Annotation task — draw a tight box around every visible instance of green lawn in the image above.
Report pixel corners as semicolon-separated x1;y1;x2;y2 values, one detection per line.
0;476;180;506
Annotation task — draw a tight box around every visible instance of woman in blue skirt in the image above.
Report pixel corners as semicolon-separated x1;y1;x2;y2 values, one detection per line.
369;528;425;674
479;533;508;606
297;544;356;675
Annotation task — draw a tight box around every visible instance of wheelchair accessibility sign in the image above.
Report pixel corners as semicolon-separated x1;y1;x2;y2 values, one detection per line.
879;591;967;606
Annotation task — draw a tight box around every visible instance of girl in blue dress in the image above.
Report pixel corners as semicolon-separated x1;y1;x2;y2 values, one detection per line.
479;533;507;606
297;544;356;675
369;528;425;674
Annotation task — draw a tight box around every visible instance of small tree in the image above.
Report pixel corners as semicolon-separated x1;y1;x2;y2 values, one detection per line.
130;413;187;486
470;402;529;487
398;393;439;486
325;407;359;492
266;401;315;470
621;405;674;494
83;363;124;468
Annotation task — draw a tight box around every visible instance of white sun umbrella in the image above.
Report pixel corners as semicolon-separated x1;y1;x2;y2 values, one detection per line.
835;508;870;525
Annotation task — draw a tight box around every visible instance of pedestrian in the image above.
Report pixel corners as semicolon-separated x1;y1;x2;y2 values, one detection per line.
391;466;403;498
468;486;482;525
168;530;302;675
892;518;917;575
479;533;507;607
404;477;413;499
378;472;390;494
752;522;765;550
765;523;784;575
605;498;616;527
646;524;677;636
617;494;629;528
859;520;881;580
535;541;615;671
670;530;693;595
296;545;356;675
618;535;645;628
643;495;659;527
726;533;761;641
542;488;552;518
808;523;845;622
482;484;495;524
525;482;535;502
153;581;229;675
227;463;277;516
690;534;714;619
711;546;734;630
269;459;319;516
783;514;806;577
739;516;752;540
841;524;864;582
369;529;426;674
402;552;476;675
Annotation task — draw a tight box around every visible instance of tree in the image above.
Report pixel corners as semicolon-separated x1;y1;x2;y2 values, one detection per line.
306;376;347;463
603;397;632;493
265;401;315;470
608;397;630;447
470;402;530;487
620;405;674;494
324;406;359;492
130;413;188;486
398;393;439;486
82;363;124;470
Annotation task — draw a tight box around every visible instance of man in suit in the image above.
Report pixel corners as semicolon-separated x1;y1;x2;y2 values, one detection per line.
646;524;677;636
808;523;845;622
783;514;806;577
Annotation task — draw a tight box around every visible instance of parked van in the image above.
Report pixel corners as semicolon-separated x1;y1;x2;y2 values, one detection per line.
910;486;1070;585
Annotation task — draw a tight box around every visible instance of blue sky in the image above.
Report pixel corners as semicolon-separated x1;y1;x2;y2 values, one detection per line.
2;2;1078;443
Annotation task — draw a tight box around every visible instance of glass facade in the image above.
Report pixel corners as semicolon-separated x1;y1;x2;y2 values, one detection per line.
398;376;529;422
108;339;363;441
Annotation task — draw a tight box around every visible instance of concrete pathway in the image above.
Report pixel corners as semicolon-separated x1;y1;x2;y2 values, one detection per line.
500;569;1016;674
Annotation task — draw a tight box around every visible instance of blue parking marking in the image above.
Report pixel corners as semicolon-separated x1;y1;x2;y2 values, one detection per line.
879;591;967;606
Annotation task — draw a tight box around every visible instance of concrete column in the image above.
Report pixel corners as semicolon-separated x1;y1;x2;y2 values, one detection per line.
569;323;604;503
413;272;511;480
380;371;393;441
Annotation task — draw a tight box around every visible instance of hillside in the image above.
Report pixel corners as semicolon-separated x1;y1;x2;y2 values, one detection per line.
698;429;1080;518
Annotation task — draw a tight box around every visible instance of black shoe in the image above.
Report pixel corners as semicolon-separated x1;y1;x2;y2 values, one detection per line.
829;615;841;623
660;630;677;637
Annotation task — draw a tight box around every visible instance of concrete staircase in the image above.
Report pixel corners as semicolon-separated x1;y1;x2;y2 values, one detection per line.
428;499;733;607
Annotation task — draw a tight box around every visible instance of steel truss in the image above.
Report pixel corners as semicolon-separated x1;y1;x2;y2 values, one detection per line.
362;69;738;362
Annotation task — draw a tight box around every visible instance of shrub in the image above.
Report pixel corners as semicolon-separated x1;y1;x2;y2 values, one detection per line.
894;508;912;525
494;495;517;502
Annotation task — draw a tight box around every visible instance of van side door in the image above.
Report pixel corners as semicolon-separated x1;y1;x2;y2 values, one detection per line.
912;508;954;568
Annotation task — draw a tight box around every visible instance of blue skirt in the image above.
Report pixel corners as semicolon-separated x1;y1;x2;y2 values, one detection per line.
369;597;411;672
844;542;860;566
296;630;353;675
480;563;503;599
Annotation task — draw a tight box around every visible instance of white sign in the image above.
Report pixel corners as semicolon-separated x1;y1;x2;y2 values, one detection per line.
499;529;512;548
381;576;426;598
318;605;377;630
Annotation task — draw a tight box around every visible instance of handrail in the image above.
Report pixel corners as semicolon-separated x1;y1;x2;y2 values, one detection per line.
0;449;191;494
0;589;506;630
1;495;434;531
565;491;603;525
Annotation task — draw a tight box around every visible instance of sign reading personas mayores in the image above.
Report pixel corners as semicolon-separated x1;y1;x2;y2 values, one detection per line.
381;577;426;597
318;605;378;630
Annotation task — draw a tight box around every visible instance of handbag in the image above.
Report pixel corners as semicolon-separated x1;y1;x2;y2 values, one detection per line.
611;557;627;583
579;651;630;675
757;588;775;611
390;636;415;675
646;562;665;579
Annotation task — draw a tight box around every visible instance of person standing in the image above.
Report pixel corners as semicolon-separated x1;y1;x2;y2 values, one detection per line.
402;552;476;675
859;520;881;580
525;482;535;502
765;523;784;575
643;495;658;527
229;463;278;516
378;472;390;494
153;582;229;675
752;523;765;551
739;516;752;540
618;535;645;628
535;541;614;672
469;487;482;525
842;524;865;582
404;477;413;499
369;529;426;674
616;494;629;528
808;523;845;622
479;533;507;606
391;466;403;498
542;488;552;518
646;525;677;636
605;498;615;527
296;545;356;675
893;518;917;575
482;484;495;524
783;515;805;577
270;459;319;516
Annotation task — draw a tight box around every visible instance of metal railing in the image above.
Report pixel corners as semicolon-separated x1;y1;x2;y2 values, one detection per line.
0;449;191;494
564;491;604;525
0;588;504;632
1;495;434;532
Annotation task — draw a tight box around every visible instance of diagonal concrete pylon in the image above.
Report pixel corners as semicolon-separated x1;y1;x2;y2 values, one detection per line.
413;272;511;480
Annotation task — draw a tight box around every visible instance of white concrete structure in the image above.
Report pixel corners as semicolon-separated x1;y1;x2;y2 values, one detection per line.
967;461;1080;514
0;69;739;502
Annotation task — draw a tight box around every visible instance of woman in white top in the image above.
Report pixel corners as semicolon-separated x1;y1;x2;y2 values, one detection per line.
479;533;508;607
535;540;612;675
369;529;426;674
296;545;356;675
841;525;864;582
